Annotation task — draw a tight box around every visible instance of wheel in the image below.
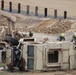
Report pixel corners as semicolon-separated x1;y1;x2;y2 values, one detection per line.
4;36;19;46
19;66;25;71
7;66;14;72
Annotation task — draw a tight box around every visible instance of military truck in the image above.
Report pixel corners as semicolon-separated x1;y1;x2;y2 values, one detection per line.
5;37;76;71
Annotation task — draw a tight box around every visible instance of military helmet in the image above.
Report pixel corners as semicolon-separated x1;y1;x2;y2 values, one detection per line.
61;33;65;37
74;32;76;37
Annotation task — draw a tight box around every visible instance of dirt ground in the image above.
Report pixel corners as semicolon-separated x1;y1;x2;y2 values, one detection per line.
0;70;76;75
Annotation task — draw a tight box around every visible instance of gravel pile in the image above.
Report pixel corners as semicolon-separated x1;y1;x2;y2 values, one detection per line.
0;14;73;35
15;17;42;31
0;15;8;26
31;19;73;34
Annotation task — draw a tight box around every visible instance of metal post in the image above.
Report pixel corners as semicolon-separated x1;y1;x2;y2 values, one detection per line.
18;3;21;13
9;2;12;12
64;11;67;19
27;5;30;14
35;6;38;16
54;9;57;18
44;8;47;17
1;0;4;10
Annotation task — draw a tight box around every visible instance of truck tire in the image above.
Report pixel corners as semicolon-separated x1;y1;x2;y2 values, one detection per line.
19;66;25;71
4;36;19;46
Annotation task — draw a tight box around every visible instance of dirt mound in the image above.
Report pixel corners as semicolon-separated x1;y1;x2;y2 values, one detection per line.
71;22;76;29
13;15;74;34
31;19;73;34
0;14;74;35
15;16;42;31
0;15;8;26
65;22;76;35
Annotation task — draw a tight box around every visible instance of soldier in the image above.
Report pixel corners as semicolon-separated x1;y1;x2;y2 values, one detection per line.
71;32;76;43
29;31;33;37
57;33;65;41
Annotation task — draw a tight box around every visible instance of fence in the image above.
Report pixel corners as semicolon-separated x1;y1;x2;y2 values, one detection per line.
0;0;74;19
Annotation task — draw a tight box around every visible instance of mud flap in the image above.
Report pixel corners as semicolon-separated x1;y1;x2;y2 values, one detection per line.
19;57;26;71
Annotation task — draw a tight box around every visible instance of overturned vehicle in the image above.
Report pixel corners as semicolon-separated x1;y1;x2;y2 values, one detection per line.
4;37;76;71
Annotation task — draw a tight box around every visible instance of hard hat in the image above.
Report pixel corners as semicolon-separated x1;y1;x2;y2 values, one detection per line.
61;33;65;37
74;32;76;37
